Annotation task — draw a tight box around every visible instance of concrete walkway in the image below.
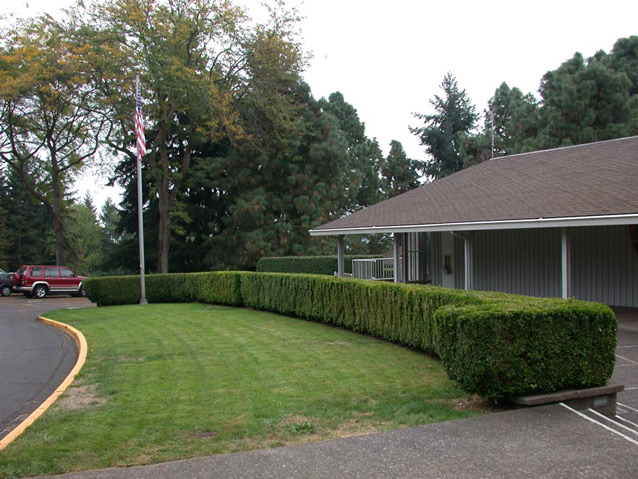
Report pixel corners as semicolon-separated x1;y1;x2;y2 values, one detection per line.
35;308;638;479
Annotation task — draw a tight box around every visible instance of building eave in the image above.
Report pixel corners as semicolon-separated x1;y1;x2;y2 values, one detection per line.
308;213;638;236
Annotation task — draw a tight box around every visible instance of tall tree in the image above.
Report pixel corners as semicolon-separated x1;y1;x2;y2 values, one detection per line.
73;0;305;273
0;169;54;269
607;36;638;95
319;92;384;210
380;140;422;198
459;83;540;167
0;16;112;264
410;72;478;179
66;193;103;274
538;52;636;147
486;82;540;155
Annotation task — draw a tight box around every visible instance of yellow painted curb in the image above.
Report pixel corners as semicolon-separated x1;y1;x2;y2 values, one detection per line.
0;316;87;451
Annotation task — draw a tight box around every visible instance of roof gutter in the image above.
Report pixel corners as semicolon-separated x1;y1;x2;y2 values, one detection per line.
308;213;638;236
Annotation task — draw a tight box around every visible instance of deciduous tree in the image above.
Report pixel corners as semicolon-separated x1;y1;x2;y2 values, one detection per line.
0;16;112;265
73;0;306;273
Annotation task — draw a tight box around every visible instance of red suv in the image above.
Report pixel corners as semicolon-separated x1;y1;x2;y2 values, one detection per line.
13;265;88;299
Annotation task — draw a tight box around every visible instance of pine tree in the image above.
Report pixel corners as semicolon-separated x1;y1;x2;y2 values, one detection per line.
380;140;423;198
410;73;478;179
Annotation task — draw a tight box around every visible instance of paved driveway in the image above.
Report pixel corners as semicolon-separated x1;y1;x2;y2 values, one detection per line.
0;295;93;440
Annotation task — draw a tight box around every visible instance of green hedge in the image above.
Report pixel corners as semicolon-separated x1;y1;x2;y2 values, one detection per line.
83;272;617;400
256;255;381;275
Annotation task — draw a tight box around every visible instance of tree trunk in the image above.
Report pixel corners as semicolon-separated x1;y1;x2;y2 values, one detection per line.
52;210;66;266
151;133;192;274
157;191;171;274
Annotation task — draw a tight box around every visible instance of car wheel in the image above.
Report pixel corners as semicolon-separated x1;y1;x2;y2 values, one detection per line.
0;285;11;297
33;285;47;299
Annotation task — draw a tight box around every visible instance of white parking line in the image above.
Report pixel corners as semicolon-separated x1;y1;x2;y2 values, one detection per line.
588;408;638;436
616;415;638;430
618;402;638;413
559;403;638;446
615;354;638;365
617;345;638;349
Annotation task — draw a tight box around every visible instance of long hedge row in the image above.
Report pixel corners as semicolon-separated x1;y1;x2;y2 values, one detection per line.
83;272;617;399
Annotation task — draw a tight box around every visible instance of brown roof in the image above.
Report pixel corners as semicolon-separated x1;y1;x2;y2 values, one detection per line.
310;136;638;235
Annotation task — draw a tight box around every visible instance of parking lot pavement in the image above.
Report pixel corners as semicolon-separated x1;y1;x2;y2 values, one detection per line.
0;295;94;441
612;308;638;427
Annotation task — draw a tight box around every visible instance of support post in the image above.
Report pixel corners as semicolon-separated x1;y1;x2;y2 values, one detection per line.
561;227;569;299
393;233;404;283
393;234;399;283
337;235;345;278
464;235;472;291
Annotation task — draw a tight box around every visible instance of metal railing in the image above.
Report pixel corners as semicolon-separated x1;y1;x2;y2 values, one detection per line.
352;258;394;281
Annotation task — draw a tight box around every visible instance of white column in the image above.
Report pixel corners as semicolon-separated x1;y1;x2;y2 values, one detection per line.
393;234;399;283
561;228;569;299
464;236;472;291
337;235;345;278
393;233;403;283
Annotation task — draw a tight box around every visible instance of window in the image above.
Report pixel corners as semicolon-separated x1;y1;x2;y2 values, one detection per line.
45;267;60;278
60;268;74;278
30;267;42;278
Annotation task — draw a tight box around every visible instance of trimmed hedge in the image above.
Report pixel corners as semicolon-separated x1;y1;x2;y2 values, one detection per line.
83;272;617;400
256;255;381;275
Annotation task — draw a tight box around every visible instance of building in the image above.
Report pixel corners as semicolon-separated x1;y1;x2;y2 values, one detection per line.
309;136;638;307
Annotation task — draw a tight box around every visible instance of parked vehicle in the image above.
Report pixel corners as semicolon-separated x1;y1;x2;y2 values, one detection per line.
12;265;87;299
0;268;13;296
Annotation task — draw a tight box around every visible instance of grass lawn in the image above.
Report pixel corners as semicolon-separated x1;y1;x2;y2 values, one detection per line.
0;303;486;477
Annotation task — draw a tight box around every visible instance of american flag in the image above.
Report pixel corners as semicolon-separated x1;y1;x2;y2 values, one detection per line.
135;76;146;161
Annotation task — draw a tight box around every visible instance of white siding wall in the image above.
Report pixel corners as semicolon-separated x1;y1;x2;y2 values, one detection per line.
571;225;638;307
419;226;638;306
472;229;562;298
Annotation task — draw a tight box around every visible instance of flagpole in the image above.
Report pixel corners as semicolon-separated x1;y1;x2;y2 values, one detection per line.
135;75;148;305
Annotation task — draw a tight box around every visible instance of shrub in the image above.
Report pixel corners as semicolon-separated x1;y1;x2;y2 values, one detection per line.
256;255;381;275
83;272;617;399
433;299;617;398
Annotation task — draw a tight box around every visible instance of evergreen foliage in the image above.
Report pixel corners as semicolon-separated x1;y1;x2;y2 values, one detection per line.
410;72;478;179
380;140;423;198
2;12;637;275
464;36;638;161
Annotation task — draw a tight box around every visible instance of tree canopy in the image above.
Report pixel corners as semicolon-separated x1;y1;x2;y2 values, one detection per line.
2;8;636;275
410;72;478;179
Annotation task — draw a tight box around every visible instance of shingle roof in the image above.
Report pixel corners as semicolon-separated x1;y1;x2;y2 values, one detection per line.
310;136;638;235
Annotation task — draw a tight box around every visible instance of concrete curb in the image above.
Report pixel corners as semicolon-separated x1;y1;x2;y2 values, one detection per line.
0;316;87;450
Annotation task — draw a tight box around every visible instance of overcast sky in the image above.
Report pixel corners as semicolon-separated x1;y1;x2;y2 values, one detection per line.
4;0;638;208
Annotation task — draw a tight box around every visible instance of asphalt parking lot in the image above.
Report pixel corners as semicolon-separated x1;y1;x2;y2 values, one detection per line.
611;308;638;432
0;295;94;441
